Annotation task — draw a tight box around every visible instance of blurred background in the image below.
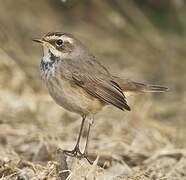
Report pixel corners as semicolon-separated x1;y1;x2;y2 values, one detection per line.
0;0;186;179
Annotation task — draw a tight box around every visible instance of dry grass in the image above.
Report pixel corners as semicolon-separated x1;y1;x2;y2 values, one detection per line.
0;0;186;179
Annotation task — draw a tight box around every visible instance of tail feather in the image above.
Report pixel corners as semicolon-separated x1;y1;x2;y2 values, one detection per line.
143;84;169;92
113;77;169;93
122;81;169;92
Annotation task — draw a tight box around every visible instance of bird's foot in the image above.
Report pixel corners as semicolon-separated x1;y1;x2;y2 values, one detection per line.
63;146;93;164
63;145;82;157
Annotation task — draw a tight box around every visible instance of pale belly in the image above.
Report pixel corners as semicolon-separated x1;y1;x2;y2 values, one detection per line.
45;77;104;116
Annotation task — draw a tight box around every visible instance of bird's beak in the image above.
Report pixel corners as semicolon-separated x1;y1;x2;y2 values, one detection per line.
32;38;44;44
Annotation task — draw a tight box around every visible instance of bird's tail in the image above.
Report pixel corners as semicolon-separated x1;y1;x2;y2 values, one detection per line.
113;77;169;93
120;81;169;92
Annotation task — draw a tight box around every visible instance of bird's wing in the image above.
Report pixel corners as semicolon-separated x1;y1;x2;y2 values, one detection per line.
58;59;131;111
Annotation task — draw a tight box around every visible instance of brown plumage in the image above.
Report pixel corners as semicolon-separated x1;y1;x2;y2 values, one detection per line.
33;32;168;163
113;76;169;93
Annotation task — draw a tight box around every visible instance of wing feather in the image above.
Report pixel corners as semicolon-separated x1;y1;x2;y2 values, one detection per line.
58;58;131;111
72;72;131;111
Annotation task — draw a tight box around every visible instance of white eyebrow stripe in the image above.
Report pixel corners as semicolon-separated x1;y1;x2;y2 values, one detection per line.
61;36;74;44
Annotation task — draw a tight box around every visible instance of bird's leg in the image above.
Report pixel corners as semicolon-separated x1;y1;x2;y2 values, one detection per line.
64;115;93;164
82;122;93;164
83;122;91;155
64;115;86;157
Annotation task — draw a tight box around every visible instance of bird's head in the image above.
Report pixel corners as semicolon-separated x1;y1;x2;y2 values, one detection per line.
33;32;85;59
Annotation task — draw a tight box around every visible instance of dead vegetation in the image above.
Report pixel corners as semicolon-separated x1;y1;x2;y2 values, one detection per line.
0;0;186;179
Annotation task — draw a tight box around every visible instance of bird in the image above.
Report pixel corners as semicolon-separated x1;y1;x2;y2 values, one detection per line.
33;32;168;163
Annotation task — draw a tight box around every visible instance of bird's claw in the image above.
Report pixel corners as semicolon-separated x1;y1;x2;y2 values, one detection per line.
63;146;93;164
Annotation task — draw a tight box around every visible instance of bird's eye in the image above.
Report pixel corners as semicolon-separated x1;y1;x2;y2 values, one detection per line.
55;39;64;46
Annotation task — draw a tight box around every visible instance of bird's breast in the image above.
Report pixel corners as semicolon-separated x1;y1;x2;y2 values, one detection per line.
45;76;104;115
